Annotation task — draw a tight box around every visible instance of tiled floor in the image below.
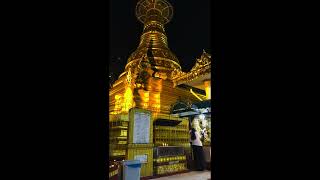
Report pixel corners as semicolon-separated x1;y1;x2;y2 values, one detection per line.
150;171;211;180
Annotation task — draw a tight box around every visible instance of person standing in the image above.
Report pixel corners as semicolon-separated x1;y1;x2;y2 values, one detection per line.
190;128;206;171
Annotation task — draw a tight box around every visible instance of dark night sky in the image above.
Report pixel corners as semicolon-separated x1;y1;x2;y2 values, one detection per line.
109;0;211;79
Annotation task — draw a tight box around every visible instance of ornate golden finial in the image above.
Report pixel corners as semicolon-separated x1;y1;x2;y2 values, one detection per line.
202;49;211;59
136;0;173;25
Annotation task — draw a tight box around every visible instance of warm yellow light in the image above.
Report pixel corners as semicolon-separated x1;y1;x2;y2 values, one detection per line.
190;89;203;101
143;103;148;108
143;91;149;100
204;80;211;100
137;89;149;109
122;86;133;112
114;94;122;114
115;94;121;99
205;86;211;99
153;94;160;103
149;93;160;112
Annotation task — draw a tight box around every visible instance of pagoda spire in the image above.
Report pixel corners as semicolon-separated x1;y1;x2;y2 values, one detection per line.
125;0;181;74
135;0;173;49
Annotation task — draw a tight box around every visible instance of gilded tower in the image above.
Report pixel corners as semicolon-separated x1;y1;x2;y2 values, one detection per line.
109;0;212;177
126;0;181;74
109;0;210;115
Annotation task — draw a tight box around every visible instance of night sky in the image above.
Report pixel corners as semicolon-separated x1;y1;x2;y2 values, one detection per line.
109;0;211;82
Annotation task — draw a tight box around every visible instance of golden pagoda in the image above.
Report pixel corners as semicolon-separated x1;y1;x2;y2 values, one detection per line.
109;0;211;115
109;0;211;178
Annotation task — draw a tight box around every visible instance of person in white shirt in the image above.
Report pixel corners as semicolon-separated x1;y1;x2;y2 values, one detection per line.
190;128;205;171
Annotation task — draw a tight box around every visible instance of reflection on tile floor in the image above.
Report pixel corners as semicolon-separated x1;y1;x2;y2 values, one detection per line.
150;170;211;180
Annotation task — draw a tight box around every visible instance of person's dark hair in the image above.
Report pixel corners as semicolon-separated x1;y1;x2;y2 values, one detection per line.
190;128;196;140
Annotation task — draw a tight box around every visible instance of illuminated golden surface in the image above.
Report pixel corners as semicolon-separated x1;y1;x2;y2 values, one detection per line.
122;87;133;113
126;0;181;74
109;0;211;115
136;0;173;25
172;50;211;86
190;89;203;101
109;1;211;176
204;80;211;100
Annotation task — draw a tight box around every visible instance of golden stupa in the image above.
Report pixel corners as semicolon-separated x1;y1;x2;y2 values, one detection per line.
109;0;211;115
109;0;211;177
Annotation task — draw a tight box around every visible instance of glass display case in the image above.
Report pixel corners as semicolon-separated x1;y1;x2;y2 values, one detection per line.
153;146;187;175
153;117;190;175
